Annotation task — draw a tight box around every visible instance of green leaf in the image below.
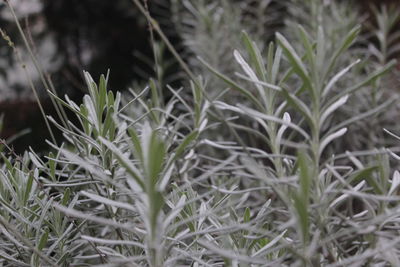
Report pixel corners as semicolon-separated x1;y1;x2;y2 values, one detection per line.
234;50;267;104
276;32;313;96
298;151;311;203
99;74;107;112
107;90;114;108
33;229;49;266
271;45;282;84
61;188;70;206
174;130;199;160
190;81;202;126
150;190;164;238
99;137;145;190
320;95;349;126
102;106;114;138
319;128;347;156
292;193;309;244
38;229;49;251
128;128;144;165
291;151;312;245
322;60;360;97
150;78;160;108
329;60;396;105
243;207;251;223
297;25;315;72
83;71;99;103
23;172;34;206
47;90;92;128
267;42;275;82
1;153;12;171
146;130;166;189
241;31;267;81
198;57;264;110
326;25;360;75
349;166;383;195
79;104;90;134
378;153;390;194
48;152;56;180
29;152;44;169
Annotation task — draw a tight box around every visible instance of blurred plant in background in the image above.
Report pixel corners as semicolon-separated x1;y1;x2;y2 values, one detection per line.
170;0;285;97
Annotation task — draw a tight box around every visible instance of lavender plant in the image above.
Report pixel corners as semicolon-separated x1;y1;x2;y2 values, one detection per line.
0;0;400;266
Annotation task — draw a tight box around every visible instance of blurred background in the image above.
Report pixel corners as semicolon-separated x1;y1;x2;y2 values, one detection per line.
0;0;398;152
0;0;169;152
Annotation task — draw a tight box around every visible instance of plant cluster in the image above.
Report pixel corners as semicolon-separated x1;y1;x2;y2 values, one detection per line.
1;0;400;266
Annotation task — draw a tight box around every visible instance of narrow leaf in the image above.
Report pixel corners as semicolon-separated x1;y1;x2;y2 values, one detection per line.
319;128;347;156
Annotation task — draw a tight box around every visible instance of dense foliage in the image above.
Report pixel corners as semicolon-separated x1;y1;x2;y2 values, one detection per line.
1;0;400;266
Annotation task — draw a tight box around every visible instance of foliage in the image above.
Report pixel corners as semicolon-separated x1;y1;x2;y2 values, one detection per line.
1;0;400;266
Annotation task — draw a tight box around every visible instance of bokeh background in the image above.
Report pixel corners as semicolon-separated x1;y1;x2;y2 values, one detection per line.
0;0;170;152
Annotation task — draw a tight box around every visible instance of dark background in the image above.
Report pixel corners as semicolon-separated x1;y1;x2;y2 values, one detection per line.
0;0;177;152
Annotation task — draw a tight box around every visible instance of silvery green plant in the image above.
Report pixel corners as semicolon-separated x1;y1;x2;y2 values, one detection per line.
1;0;400;266
358;4;400;150
45;72;214;266
170;0;283;98
284;0;400;155
200;11;399;264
